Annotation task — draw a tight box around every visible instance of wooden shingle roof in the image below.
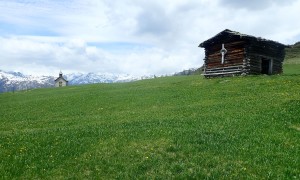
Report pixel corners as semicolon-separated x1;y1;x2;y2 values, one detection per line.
199;29;287;48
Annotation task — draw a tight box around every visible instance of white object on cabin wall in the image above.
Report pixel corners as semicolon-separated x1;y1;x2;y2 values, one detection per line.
220;43;227;64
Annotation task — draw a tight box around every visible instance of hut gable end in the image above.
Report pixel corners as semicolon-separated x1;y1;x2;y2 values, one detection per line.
199;29;287;78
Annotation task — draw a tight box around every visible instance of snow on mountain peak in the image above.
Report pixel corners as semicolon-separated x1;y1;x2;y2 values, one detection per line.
0;70;155;93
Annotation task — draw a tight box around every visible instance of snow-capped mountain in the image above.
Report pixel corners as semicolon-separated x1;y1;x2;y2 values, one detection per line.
66;73;140;85
0;70;154;93
0;70;54;93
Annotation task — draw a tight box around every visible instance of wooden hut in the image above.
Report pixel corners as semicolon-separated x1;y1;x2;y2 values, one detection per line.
199;29;287;77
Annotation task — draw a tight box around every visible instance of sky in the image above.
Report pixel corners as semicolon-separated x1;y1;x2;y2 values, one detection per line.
0;0;300;76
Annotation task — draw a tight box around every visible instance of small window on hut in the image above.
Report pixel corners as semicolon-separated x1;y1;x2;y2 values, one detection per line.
261;58;273;75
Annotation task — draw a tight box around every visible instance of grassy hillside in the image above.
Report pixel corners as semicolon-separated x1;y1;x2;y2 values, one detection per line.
283;42;300;75
1;74;300;179
285;42;300;62
0;42;300;179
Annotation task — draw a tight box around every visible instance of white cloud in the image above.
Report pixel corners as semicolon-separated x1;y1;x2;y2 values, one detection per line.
0;0;300;76
0;36;199;76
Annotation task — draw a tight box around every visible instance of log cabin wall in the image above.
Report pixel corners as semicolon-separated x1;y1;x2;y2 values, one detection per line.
205;40;246;68
202;37;248;77
245;40;285;74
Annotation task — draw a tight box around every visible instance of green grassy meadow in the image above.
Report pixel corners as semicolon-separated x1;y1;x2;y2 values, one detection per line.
1;50;300;179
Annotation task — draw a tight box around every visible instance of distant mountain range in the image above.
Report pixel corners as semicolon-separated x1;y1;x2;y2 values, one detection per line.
0;70;154;93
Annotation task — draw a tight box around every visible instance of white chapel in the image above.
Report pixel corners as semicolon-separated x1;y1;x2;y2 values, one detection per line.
54;71;68;87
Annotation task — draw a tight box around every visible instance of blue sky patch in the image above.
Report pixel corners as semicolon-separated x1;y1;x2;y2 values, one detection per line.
0;21;59;36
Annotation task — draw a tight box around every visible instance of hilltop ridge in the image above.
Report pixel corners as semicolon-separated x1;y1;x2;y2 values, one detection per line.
1;41;300;93
0;71;153;93
285;41;300;63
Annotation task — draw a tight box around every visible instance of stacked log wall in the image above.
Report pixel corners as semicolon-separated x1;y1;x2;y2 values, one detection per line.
245;41;285;74
205;40;246;69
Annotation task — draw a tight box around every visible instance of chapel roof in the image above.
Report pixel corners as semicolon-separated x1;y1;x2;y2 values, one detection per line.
54;76;68;82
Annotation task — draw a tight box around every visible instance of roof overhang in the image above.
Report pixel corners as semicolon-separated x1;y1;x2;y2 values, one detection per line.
199;29;287;48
